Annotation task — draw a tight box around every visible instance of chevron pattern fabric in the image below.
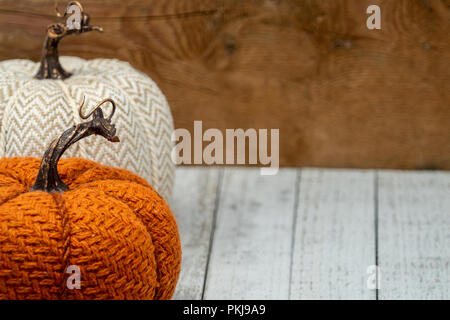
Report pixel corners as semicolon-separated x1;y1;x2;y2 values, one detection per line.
0;57;174;199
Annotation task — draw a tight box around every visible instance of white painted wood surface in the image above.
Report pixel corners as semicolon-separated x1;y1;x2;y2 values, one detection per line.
290;169;376;299
170;167;222;300
203;168;298;299
378;171;450;300
170;167;450;300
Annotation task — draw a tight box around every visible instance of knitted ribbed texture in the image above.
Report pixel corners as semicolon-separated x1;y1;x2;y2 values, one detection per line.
0;57;175;200
0;157;181;300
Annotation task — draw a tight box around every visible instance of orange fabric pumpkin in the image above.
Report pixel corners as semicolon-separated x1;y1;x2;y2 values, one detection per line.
0;99;181;300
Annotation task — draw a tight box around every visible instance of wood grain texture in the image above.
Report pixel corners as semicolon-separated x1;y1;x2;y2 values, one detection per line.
290;169;376;300
378;171;450;300
0;0;449;169
170;167;222;300
203;168;297;299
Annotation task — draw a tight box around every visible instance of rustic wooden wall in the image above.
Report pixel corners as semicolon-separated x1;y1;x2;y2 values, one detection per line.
0;0;449;169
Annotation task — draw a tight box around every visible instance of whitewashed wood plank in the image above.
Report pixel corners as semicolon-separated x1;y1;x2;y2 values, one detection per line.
170;167;222;300
204;168;298;299
290;169;376;300
378;171;450;300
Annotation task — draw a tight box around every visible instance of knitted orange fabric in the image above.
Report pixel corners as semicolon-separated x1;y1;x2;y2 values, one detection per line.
0;157;181;300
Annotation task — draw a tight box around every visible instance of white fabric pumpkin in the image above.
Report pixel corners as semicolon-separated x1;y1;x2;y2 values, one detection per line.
0;56;174;199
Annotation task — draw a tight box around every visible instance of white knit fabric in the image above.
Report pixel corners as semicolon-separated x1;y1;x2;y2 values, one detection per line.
0;56;174;199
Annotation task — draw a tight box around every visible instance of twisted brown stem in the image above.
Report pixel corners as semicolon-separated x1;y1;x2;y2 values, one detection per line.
35;2;103;80
31;98;119;193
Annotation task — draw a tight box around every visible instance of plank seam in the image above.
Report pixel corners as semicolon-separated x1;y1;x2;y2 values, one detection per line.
288;169;301;300
201;168;224;300
374;170;379;300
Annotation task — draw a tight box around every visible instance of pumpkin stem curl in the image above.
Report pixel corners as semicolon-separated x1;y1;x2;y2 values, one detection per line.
31;98;119;193
35;2;103;80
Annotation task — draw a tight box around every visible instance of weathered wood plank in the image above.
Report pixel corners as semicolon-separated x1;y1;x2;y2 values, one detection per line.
378;171;450;300
170;167;222;300
290;169;376;300
203;168;298;299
